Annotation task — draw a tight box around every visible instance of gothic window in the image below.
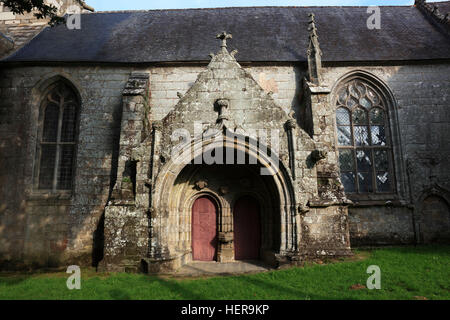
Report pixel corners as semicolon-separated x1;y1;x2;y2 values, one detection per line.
36;82;79;191
335;79;393;194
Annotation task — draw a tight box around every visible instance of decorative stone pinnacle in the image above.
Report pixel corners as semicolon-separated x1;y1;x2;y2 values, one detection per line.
307;12;322;85
308;13;318;37
308;13;320;49
216;32;232;50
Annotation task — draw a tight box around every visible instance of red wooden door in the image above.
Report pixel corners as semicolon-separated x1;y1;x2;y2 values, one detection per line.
192;196;217;261
233;196;261;260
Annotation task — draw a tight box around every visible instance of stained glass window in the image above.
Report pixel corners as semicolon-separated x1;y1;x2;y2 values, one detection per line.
37;82;79;191
336;79;393;193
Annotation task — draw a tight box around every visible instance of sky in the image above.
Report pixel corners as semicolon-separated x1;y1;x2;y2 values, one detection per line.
86;0;448;11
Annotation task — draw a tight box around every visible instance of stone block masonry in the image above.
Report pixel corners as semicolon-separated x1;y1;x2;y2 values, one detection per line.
0;60;449;270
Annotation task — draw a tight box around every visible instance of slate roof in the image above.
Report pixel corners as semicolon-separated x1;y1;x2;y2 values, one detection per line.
434;1;450;12
3;4;450;64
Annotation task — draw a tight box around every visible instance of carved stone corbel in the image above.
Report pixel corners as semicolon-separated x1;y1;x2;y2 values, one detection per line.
311;149;327;163
285;112;297;180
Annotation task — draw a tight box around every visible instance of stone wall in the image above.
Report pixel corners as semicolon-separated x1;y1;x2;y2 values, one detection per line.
148;65;304;122
0;63;306;269
0;66;129;268
0;61;449;269
319;63;450;245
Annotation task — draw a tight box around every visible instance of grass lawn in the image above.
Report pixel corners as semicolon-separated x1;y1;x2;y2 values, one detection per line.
0;245;449;300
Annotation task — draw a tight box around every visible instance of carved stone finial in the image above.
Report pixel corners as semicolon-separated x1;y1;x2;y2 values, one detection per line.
216;99;230;123
307;13;322;85
216;31;232;51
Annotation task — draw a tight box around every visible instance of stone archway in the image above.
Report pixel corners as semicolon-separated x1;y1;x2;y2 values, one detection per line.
150;134;297;269
173;162;280;264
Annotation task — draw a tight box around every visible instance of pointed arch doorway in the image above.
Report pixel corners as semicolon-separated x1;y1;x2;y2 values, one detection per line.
233;196;261;260
192;196;218;261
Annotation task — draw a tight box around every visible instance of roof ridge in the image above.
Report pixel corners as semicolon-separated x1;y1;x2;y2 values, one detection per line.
89;5;415;14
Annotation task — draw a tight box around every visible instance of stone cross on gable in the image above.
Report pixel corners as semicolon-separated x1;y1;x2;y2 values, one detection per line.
216;32;232;49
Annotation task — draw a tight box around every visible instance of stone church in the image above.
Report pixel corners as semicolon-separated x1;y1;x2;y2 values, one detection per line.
0;0;449;272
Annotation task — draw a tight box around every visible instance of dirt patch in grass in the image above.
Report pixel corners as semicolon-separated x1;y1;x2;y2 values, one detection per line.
349;284;366;290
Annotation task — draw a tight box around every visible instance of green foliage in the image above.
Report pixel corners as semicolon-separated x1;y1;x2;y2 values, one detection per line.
122;176;131;183
0;246;449;300
3;0;65;26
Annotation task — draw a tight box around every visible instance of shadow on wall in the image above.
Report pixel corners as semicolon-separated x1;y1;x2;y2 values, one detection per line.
90;84;124;270
295;67;314;138
0;71;125;270
386;64;450;245
92;212;105;269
